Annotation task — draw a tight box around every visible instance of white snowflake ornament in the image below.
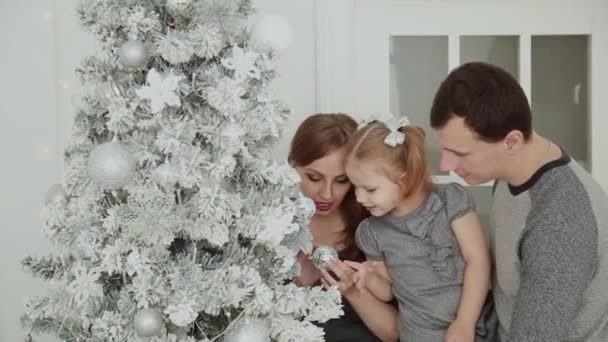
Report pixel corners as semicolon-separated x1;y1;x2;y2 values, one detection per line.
136;68;183;113
222;46;260;80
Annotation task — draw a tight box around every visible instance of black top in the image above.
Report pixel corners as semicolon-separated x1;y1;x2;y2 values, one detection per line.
316;249;383;342
319;297;382;342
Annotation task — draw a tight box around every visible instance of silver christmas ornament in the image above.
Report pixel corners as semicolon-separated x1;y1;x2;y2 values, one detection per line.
88;141;135;188
166;0;193;16
44;183;67;206
220;122;245;153
133;308;164;337
153;160;178;185
119;40;148;68
311;245;338;270
224;318;270;342
297;196;316;220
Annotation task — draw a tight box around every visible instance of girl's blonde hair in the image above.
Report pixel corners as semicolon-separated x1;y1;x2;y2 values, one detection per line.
346;121;433;198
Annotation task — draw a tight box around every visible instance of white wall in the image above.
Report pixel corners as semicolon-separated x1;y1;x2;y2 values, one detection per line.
0;1;315;341
1;1;61;342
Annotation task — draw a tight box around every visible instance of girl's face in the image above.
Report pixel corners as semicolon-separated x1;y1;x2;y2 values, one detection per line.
346;160;403;217
295;148;352;217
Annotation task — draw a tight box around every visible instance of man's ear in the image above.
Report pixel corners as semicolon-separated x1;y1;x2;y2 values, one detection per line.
504;130;525;152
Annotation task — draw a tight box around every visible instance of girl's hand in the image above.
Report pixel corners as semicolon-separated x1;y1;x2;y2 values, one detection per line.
319;258;357;296
344;260;377;290
445;319;475;342
295;251;321;287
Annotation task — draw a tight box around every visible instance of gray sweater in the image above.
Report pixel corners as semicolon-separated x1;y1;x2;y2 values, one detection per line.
492;152;608;341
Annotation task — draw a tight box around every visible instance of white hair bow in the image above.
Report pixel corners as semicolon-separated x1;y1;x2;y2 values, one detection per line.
383;114;410;147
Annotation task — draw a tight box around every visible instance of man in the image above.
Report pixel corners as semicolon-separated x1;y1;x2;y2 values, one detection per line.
430;62;608;341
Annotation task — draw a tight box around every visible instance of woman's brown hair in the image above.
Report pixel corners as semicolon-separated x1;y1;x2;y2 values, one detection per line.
288;113;369;261
347;121;434;198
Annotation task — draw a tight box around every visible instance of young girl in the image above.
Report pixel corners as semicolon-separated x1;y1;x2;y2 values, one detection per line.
289;113;399;342
342;119;496;342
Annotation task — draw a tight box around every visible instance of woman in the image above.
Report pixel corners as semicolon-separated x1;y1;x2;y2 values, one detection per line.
289;113;399;342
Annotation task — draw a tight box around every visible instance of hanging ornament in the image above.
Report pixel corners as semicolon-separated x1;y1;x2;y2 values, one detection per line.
220;122;245;153
119;39;148;68
44;183;67;206
166;0;193;16
249;15;290;53
88;141;136;188
311;245;338;270
153;160;178;185
224;318;270;342
297;195;316;220
135;68;183;114
133;308;164;337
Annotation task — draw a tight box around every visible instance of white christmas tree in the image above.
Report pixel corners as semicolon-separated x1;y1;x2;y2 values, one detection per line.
21;1;342;341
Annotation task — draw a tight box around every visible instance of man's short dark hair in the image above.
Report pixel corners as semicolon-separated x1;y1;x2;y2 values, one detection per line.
430;62;532;142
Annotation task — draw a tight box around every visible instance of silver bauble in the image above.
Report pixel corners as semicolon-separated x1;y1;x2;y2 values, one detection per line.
44;183;67;206
311;245;338;270
133;308;164;337
224;318;270;342
88;141;135;188
166;0;193;16
119;40;148;68
297;196;316;220
153;161;178;184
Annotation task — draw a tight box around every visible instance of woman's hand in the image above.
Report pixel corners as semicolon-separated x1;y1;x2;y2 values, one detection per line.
445;319;475;342
295;251;321;287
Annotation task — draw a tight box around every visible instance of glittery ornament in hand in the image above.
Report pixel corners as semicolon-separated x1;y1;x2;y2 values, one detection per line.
311;245;338;270
166;0;193;16
224;318;270;342
133;308;163;337
87;141;135;188
44;183;67;206
119;39;148;68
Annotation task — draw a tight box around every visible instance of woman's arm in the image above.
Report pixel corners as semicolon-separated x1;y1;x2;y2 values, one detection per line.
294;251;321;287
321;260;400;342
449;212;492;335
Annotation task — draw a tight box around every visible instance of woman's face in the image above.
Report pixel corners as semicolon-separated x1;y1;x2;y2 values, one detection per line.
295;147;352;217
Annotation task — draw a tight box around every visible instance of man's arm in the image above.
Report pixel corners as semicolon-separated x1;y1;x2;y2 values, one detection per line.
508;220;598;341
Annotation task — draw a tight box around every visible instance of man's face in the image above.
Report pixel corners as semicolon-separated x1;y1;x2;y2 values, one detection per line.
434;116;506;185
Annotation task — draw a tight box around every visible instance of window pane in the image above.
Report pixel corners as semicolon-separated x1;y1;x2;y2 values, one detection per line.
532;35;590;171
390;36;449;175
460;35;519;80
